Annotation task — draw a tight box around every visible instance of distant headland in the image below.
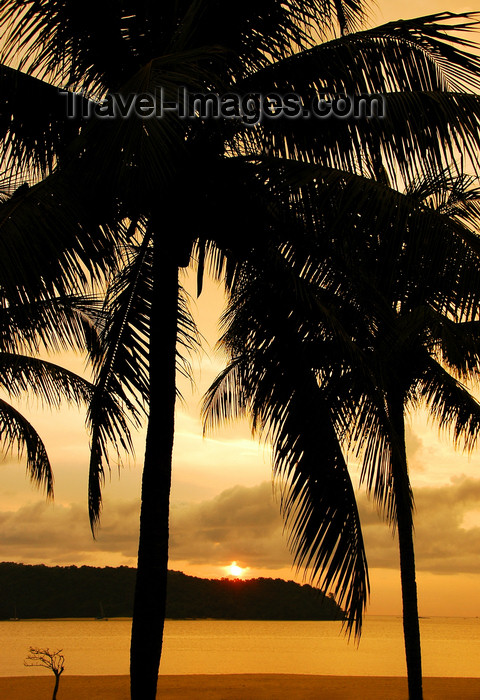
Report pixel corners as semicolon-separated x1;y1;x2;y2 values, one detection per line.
0;562;344;621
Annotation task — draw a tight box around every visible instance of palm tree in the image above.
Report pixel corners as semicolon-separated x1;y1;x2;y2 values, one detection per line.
204;167;480;700
335;170;480;700
3;3;480;698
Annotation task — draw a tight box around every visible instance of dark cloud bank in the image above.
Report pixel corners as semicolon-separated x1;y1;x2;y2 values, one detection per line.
1;478;480;575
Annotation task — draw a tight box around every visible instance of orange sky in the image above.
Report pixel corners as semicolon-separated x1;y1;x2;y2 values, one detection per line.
1;1;480;619
1;270;479;617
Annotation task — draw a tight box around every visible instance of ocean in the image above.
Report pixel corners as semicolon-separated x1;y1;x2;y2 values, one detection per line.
1;617;479;678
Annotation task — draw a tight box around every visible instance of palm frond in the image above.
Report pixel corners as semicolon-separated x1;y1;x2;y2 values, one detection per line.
0;65;91;176
87;220;200;528
202;359;247;432
0;352;92;406
243;13;480;94
0;396;53;497
416;355;480;452
268;356;369;637
237;89;480;186
0;0;368;92
233;13;480;183
87;232;153;530
204;352;369;636
0;170;120;304
0;293;103;358
237;157;480;317
203;247;371;634
176;284;201;386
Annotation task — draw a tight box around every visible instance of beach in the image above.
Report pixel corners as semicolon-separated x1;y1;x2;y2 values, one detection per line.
2;675;480;699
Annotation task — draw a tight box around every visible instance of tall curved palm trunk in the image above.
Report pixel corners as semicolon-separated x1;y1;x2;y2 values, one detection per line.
130;239;178;699
388;392;422;700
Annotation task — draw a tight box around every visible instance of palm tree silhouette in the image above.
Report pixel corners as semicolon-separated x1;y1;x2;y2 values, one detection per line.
338;170;480;700
2;3;480;698
205;168;480;700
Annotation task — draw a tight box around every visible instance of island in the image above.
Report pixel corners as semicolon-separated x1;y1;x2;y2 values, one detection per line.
0;562;344;621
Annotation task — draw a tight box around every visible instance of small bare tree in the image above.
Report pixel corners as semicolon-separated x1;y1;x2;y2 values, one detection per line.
24;647;65;700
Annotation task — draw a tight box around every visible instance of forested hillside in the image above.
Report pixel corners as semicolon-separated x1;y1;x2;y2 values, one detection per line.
0;563;344;621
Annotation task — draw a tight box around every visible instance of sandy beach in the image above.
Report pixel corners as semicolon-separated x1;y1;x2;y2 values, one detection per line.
2;675;480;699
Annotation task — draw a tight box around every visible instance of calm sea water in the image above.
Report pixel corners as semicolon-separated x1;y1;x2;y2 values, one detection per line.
1;617;478;678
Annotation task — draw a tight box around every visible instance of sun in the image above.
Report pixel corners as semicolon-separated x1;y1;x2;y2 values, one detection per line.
228;561;246;577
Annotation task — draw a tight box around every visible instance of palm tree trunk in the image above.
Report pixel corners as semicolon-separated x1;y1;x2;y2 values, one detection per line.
388;396;423;700
130;239;178;700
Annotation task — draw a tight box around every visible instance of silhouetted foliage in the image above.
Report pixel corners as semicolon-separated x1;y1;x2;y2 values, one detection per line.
0;563;343;621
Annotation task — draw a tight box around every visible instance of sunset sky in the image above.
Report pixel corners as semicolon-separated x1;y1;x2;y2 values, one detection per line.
1;0;480;620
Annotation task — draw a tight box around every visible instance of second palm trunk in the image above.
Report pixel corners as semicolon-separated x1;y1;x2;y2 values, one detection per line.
389;395;423;700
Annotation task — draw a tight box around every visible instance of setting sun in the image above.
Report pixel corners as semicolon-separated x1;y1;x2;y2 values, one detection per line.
228;561;246;577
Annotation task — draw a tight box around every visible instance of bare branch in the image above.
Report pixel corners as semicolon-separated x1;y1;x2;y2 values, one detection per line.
24;647;65;676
